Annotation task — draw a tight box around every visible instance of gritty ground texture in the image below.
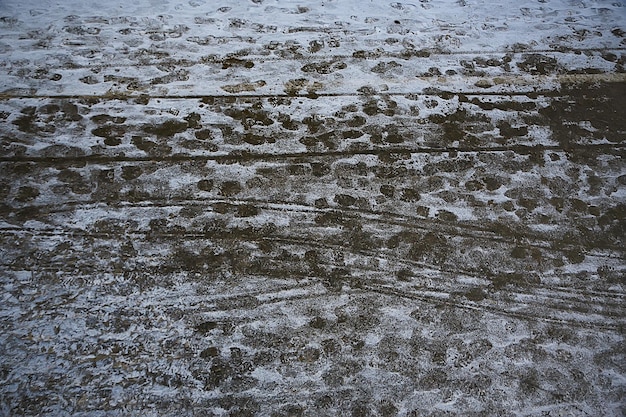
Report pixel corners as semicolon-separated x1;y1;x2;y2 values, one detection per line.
0;0;625;416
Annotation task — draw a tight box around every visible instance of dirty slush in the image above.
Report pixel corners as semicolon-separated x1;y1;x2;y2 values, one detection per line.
0;0;625;416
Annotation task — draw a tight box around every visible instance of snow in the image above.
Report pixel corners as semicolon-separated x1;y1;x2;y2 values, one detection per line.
1;0;626;415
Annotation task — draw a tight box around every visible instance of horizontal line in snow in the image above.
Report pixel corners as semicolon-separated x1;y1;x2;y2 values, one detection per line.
2;72;624;100
1;143;624;164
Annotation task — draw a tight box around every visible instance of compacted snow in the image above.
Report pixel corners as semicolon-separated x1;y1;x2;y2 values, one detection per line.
0;0;625;416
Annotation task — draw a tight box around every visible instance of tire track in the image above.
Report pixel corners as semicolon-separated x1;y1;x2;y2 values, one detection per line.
2;226;623;316
362;284;623;332
283;247;626;303
3;254;621;332
2;234;623;303
3;194;624;255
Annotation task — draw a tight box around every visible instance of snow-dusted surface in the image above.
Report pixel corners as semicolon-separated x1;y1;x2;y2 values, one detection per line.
1;0;625;416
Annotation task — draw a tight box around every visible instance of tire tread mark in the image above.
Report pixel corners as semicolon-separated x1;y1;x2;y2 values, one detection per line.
4;194;624;254
3;229;624;304
362;284;623;332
